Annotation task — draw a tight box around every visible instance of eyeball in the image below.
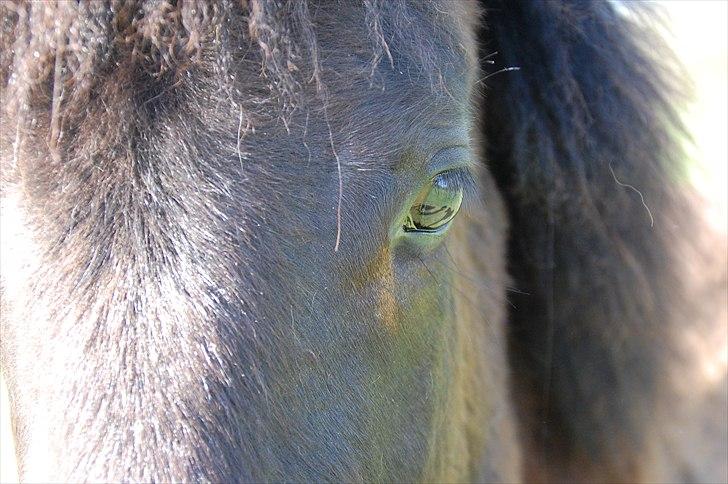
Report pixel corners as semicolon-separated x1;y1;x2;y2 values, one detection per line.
403;171;464;234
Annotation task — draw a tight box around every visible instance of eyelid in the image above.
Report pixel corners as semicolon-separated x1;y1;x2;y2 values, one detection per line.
428;145;474;174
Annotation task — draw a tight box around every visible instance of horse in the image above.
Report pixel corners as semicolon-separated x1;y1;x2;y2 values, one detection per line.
0;1;725;482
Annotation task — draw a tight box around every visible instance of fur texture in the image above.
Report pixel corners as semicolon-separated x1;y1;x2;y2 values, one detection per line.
0;1;724;482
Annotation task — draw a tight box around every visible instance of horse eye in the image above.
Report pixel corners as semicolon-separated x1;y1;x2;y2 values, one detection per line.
403;171;464;233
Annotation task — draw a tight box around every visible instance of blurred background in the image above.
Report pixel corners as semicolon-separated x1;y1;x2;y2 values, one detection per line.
0;2;726;482
659;0;727;235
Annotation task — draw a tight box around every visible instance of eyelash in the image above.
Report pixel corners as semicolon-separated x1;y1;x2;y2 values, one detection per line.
436;167;478;204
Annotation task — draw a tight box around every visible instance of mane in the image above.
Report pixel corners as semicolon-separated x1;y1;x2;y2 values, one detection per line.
1;0;465;128
0;0;404;148
480;1;700;480
0;3;264;138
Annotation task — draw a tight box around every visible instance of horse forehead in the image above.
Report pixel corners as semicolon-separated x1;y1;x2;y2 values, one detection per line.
318;2;478;128
321;0;479;73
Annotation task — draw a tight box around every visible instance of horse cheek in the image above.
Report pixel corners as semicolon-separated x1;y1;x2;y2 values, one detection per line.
441;191;522;482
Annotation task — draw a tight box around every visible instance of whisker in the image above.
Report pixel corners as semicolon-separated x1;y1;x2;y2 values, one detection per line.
477;66;521;84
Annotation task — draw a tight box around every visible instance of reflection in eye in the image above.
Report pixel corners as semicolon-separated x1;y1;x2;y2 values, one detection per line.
403;171;465;233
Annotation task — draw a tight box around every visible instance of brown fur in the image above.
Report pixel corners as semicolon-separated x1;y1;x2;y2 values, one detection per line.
0;1;725;482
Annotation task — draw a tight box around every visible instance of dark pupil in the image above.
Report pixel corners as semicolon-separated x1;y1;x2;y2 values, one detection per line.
417;204;456;227
404;175;463;232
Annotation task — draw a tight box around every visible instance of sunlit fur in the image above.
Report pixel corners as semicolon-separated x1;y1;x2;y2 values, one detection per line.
1;1;725;482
